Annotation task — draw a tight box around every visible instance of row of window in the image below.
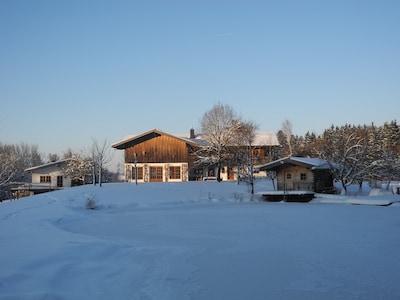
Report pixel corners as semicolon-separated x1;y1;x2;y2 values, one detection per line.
132;166;181;180
39;176;64;187
40;176;51;183
129;167;307;181
286;173;307;180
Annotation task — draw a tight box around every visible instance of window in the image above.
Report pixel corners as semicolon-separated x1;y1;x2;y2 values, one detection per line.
57;176;63;187
137;167;143;180
194;169;203;175
40;176;51;183
169;166;181;179
150;166;163;182
252;148;264;157
286;174;292;179
300;173;307;180
132;166;143;180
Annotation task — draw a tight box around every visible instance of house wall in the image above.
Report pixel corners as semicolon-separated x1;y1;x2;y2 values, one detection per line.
125;135;190;164
124;135;200;181
31;164;72;188
187;165;238;181
252;146;277;165
125;162;189;183
277;166;314;191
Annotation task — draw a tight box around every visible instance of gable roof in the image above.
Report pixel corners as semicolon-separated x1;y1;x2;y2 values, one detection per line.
252;132;280;146
113;129;280;150
25;159;69;172
178;136;211;147
112;129;201;150
259;156;331;171
177;132;279;147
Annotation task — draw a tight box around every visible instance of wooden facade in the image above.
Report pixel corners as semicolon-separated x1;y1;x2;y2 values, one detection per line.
112;129;200;183
259;157;335;193
124;134;198;166
275;165;315;191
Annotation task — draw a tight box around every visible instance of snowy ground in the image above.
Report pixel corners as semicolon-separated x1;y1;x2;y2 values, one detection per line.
1;181;399;300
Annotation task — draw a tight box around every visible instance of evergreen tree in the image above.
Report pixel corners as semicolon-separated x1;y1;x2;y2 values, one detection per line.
276;130;290;158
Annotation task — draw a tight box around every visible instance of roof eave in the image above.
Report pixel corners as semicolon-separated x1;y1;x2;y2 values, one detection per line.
25;159;69;172
259;156;331;171
112;129;201;150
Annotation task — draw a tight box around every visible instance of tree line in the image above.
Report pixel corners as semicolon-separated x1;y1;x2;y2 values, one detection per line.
198;104;399;194
277;120;400;193
0;143;43;194
0;139;118;200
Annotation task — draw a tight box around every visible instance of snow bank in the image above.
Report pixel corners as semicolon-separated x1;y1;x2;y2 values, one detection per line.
1;182;399;299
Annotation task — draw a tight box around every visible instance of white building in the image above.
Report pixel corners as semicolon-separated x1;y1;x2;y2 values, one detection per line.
19;159;72;196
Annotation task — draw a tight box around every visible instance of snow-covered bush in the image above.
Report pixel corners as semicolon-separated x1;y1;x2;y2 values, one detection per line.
85;194;98;210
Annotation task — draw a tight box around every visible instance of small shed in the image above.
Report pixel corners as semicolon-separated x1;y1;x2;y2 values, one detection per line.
259;156;334;193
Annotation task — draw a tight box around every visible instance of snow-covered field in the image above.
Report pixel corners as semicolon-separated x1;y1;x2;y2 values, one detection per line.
1;181;399;300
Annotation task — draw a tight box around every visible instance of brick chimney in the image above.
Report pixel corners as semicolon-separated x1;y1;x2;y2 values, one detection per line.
190;128;195;139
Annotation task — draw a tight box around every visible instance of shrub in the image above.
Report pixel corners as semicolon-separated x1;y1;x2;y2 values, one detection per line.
85;195;98;210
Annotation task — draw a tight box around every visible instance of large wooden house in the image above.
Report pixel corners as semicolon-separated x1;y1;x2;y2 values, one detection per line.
112;128;279;183
112;129;200;182
259;156;335;193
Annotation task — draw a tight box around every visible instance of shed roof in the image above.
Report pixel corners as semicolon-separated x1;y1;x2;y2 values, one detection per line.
259;156;331;171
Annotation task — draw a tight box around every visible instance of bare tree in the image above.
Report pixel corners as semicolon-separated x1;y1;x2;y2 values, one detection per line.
64;153;92;185
48;153;60;162
0;150;18;189
370;151;400;191
91;139;112;186
320;130;368;195
232;120;259;193
282;119;293;156
198;102;240;182
267;170;277;190
0;142;43;200
63;148;75;159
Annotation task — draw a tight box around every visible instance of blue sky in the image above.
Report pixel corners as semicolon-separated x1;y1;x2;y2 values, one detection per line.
1;0;399;163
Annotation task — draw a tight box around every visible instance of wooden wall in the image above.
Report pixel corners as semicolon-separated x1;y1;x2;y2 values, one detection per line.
276;166;334;192
276;166;315;191
125;135;197;166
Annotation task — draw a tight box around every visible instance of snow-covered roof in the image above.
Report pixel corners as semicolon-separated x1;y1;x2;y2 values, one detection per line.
25;159;69;172
259;156;331;171
112;129;202;149
113;129;279;149
252;132;280;146
178;137;211;147
177;132;279;147
290;157;330;168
